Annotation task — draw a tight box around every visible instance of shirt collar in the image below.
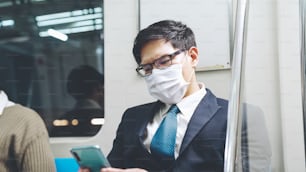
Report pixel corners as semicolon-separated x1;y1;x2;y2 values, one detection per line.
0;91;15;116
176;83;207;116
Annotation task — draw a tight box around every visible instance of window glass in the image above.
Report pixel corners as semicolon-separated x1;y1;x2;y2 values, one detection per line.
0;0;104;137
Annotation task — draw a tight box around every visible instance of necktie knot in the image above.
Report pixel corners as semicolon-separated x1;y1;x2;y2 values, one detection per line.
168;105;180;114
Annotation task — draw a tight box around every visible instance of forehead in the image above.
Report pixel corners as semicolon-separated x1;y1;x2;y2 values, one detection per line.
140;40;175;64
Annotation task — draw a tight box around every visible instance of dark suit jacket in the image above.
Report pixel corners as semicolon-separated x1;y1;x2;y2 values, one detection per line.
108;89;228;172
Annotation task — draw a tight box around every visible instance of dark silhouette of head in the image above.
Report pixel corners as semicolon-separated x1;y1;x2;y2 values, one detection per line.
67;65;104;106
51;65;104;137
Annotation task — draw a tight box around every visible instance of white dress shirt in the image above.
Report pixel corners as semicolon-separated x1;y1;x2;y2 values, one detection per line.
143;83;207;158
0;91;15;116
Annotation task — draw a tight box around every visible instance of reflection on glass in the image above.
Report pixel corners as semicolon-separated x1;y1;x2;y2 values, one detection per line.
0;0;104;137
236;104;272;172
225;0;273;170
50;65;104;137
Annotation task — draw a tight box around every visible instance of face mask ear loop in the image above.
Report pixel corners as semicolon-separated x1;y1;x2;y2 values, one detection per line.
181;52;195;85
184;68;194;85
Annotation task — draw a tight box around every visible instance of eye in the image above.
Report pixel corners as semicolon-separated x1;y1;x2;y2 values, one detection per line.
142;64;153;73
156;56;171;66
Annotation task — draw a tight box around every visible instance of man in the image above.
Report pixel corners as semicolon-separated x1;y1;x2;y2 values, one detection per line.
0;90;56;172
81;20;228;172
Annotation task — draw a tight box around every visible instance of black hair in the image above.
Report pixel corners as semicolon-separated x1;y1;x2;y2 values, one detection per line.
132;20;197;65
67;65;104;100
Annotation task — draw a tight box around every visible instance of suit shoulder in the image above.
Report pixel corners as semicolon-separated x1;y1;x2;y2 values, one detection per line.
121;101;161;120
206;88;228;106
217;97;228;105
125;101;160;112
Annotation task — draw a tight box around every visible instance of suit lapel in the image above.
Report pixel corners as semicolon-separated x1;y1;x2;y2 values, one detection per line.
179;90;221;154
137;101;165;153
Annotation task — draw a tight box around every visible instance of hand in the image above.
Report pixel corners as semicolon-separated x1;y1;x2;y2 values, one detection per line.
101;167;148;172
78;168;90;172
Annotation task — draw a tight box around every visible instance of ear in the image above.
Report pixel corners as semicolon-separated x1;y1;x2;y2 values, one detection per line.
188;47;199;68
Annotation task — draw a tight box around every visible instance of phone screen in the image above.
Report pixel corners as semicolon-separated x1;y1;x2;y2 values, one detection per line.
70;145;110;172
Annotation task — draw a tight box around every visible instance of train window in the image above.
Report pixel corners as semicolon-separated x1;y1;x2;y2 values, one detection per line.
0;0;104;137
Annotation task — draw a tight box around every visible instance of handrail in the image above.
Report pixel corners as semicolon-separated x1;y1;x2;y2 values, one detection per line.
228;0;234;64
224;0;250;171
299;0;306;157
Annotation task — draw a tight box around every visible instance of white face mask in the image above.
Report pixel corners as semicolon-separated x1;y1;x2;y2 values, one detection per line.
144;64;189;104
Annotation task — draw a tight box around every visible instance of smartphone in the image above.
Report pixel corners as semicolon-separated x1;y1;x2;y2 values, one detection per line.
70;145;110;172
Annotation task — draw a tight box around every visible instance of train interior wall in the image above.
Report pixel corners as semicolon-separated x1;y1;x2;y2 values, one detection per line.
50;0;305;171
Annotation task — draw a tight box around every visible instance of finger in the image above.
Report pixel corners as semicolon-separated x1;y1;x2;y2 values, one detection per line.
79;168;90;172
101;167;122;172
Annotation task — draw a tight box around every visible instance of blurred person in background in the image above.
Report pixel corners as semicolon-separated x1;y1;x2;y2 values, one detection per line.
50;65;104;137
0;90;56;172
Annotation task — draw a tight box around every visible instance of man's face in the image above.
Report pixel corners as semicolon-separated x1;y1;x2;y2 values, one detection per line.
140;39;195;83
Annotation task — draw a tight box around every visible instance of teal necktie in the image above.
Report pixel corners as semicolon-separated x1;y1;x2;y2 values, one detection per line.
150;105;180;159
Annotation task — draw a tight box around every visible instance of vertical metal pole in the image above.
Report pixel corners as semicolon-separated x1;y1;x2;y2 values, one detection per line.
299;0;306;157
137;0;141;31
228;0;234;65
224;0;249;171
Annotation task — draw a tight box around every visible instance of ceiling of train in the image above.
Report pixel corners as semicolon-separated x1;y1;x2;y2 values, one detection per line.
0;0;103;43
